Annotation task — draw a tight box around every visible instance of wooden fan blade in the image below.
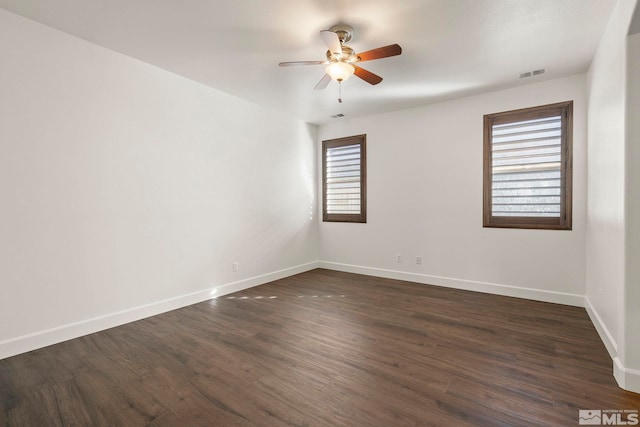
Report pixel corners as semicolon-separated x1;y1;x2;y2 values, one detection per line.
314;74;332;90
320;30;342;55
357;44;402;62
353;65;383;85
279;60;327;67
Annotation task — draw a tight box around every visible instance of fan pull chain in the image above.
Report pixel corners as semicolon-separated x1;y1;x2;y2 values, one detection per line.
338;81;343;103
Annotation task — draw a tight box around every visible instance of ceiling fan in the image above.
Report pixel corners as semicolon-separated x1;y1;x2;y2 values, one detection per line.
279;25;402;95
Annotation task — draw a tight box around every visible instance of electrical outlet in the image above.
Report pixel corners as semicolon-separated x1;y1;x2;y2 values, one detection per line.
416;256;422;265
395;254;402;263
232;262;239;272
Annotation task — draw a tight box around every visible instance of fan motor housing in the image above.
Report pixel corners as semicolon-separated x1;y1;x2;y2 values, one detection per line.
326;45;358;63
329;24;354;44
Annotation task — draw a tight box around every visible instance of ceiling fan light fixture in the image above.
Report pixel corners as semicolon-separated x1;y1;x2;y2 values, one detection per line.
326;61;355;82
278;24;401;89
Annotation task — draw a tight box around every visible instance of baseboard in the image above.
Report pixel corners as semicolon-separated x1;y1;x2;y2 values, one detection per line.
318;261;585;307
584;298;640;395
584;296;618;359
614;357;640;394
0;261;320;360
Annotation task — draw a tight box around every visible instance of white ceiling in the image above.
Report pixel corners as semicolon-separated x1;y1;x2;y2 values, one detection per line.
0;0;616;125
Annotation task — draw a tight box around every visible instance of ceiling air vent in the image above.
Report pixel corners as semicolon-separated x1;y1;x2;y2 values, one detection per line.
519;68;547;79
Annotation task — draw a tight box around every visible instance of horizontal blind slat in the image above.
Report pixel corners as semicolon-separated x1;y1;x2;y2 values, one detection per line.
492;116;561;131
492;136;561;149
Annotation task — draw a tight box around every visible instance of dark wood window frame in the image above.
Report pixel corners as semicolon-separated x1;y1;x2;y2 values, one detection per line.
322;134;367;223
483;101;573;230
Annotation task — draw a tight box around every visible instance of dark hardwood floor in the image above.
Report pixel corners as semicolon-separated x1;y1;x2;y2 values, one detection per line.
1;269;639;426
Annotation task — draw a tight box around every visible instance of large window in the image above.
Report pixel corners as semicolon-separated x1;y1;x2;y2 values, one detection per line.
483;101;573;230
322;134;367;223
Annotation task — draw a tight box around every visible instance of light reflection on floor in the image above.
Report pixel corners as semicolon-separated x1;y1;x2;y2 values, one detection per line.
225;294;346;300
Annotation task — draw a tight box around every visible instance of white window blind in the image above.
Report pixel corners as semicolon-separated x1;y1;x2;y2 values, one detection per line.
325;143;362;215
490;116;562;218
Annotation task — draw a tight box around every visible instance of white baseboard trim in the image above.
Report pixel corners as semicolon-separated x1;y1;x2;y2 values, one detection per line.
584;298;640;395
614;357;640;394
584;296;618;359
318;261;585;307
0;261;320;360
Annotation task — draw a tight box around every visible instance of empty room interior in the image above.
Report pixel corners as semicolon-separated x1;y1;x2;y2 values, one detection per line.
2;0;640;425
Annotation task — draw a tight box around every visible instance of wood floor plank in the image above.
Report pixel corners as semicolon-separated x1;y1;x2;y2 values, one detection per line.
1;268;639;426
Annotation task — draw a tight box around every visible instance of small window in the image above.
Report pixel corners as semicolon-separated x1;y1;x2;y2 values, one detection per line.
322;134;367;223
483;101;573;230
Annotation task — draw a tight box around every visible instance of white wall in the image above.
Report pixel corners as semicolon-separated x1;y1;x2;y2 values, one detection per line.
585;0;632;358
0;9;318;358
624;31;640;391
586;0;639;393
318;75;587;305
